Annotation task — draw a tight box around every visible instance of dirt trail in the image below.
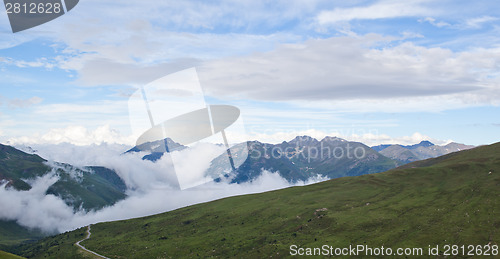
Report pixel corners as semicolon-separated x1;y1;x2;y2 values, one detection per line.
75;225;110;259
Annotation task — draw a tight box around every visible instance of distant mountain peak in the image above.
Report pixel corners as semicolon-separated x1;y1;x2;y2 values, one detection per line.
373;140;435;152
407;140;434;149
419;140;434;146
442;142;475;151
375;140;475;165
293;135;315;140
321;136;346;142
125;137;186;161
288;135;318;145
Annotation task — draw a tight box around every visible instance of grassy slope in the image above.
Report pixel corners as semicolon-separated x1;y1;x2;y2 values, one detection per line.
0;144;50;190
18;142;500;258
46;167;127;212
0;250;25;259
0;144;127;247
11;228;88;259
0;221;44;248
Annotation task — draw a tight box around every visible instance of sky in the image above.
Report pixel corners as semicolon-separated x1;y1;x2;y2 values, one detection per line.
1;0;500;146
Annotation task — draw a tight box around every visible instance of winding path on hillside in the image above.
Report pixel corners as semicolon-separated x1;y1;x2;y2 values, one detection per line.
75;225;110;259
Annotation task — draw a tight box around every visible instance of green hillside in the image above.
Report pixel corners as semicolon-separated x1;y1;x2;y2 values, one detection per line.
0;144;50;190
0;144;127;247
45;165;127;211
0;221;44;248
0;250;25;259
13;142;500;258
0;144;127;211
12;228;88;259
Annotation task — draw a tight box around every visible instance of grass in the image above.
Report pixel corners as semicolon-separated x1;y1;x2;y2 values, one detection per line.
0;221;44;248
76;248;106;259
10;228;88;259
13;142;500;258
0;250;25;259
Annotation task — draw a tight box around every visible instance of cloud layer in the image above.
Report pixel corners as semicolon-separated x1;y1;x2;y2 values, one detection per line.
199;35;500;103
317;0;435;25
7;125;135;146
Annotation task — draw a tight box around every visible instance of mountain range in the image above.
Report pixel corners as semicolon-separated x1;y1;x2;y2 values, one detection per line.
129;136;474;183
208;136;399;183
372;140;475;164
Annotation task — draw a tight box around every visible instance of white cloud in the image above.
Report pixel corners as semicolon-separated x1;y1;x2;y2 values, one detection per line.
170;143;228;189
198;35;500;105
56;31;299;87
7;96;43;109
316;0;434;25
0;99;135;144
0;95;43;109
0;57;57;69
420;17;450;27
7;125;135;146
0;173;75;234
464;16;498;29
53;0;309;35
1;0;312;88
419;16;498;30
400;31;425;40
346;132;451;146
33;101;126;117
6;0;306;87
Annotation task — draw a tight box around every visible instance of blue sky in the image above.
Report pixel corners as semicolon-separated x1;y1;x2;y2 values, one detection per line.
0;0;499;146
